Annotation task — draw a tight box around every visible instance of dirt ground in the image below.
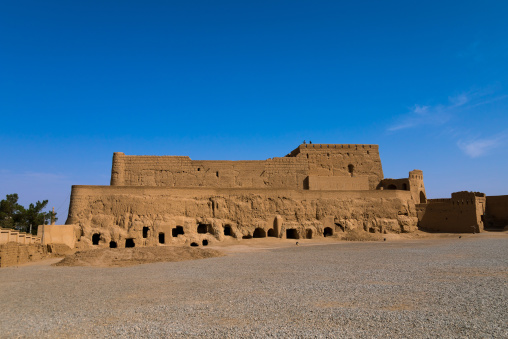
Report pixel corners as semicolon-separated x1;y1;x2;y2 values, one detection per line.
54;246;224;267
49;230;507;267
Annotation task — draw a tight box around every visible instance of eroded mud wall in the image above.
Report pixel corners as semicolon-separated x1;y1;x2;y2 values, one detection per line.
66;185;417;248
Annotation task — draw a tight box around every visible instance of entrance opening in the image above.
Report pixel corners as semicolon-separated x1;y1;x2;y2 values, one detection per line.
348;164;354;176
242;235;252;239
172;226;184;237
402;183;408;190
324;227;333;237
286;229;299;239
253;228;266;238
387;184;397;190
267;228;277;237
159;232;165;244
109;241;117;248
190;242;199;247
125;238;135;248
92;233;100;245
306;229;313;239
420;191;427;203
202;239;208;246
223;225;232;236
197;224;209;234
142;227;149;238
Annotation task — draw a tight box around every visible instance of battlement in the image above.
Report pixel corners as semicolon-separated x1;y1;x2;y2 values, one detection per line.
286;144;379;157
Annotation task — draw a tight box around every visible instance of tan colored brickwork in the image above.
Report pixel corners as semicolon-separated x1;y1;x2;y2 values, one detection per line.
111;144;384;190
0;242;45;267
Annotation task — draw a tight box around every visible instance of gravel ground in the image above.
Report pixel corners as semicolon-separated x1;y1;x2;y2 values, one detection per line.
1;236;507;338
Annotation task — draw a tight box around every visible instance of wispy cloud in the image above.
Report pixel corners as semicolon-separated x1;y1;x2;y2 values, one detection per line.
388;89;506;132
457;132;508;158
388;92;471;132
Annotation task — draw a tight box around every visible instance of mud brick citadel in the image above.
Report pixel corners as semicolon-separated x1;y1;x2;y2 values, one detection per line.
32;143;508;250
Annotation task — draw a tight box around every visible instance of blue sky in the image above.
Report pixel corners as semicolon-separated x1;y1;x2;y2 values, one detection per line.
1;1;507;221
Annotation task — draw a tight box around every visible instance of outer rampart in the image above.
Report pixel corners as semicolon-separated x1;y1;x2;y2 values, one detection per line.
66;185;417;248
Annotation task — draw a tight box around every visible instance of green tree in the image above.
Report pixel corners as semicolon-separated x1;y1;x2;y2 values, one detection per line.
0;194;57;235
0;194;24;229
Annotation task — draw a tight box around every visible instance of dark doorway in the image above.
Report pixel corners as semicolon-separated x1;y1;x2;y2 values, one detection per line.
324;227;333;237
142;227;149;238
286;229;299;239
253;228;266;238
109;241;117;248
242;235;252;239
92;233;100;245
202;239;208;246
420;191;427;203
172;226;184;237
387;184;397;190
267;228;277;237
190;242;199;247
306;229;313;239
402;183;408;190
159;232;165;244
125;238;135;248
348;164;354;176
197;224;209;234
224;225;232;236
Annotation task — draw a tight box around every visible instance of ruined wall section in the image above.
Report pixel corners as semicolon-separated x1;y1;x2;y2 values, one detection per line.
66;185;417;248
418;191;486;233
110;144;384;190
485;195;508;229
378;170;426;204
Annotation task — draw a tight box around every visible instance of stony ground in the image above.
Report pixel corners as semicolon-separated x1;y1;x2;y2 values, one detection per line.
1;235;507;338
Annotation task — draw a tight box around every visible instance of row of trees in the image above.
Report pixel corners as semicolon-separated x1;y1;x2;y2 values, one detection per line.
0;194;57;235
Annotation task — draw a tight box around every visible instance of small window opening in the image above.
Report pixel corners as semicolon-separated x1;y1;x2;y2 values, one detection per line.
223;225;232;236
306;229;313;239
253;228;266;238
267;228;277;237
197;224;210;234
109;241;117;248
92;233;100;245
190;242;199;247
323;227;333;237
202;239;208;246
348;164;354;176
286;229;299;239
216;171;219;177
125;238;135;248
142;227;149;238
172;226;184;237
159;232;165;244
197;168;201;171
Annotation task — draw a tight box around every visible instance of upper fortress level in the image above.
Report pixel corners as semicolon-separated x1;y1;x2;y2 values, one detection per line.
110;144;384;190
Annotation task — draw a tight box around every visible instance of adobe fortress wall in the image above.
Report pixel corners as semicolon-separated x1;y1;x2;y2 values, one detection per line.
111;144;384;190
66;185;418;248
